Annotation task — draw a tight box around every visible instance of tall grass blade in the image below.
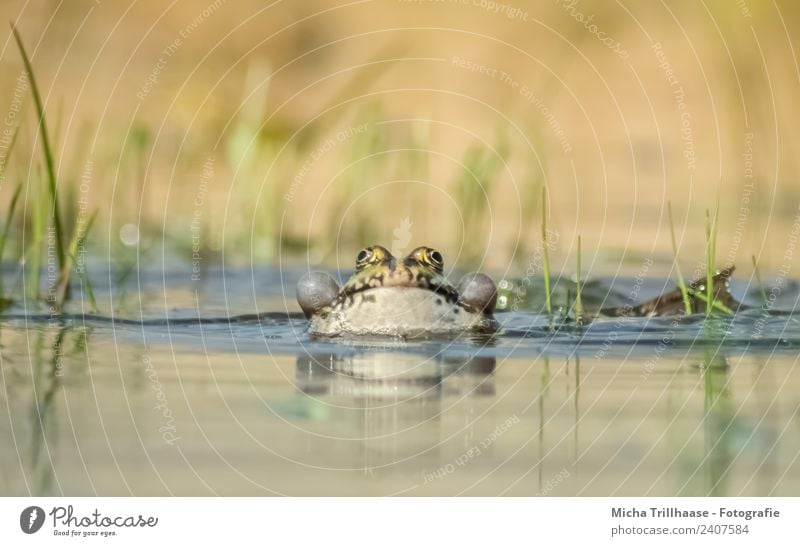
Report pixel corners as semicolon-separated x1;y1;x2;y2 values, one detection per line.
0;181;23;297
0;113;24;303
705;202;720;317
751;255;768;305
573;354;581;462
54;211;97;308
25;177;45;301
575;235;584;325
541;186;552;318
667;201;692;315
11;24;66;270
75;215;98;312
688;288;734;315
0;117;23;184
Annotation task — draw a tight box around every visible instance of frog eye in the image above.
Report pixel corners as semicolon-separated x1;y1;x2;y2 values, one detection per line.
356;247;373;268
426;248;444;271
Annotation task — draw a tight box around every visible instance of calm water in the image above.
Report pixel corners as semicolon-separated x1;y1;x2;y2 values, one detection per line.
1;266;799;496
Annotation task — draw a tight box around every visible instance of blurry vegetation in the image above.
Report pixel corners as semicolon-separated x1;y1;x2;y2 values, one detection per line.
452;130;509;264
0;0;796;302
4;26;98;311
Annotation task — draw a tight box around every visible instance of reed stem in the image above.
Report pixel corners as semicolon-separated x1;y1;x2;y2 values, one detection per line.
11;24;66;269
667;202;692;315
575;235;584;325
541;186;552;318
751;255;768;305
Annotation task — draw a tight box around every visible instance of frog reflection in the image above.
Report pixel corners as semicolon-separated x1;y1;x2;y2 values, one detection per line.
293;349;496;478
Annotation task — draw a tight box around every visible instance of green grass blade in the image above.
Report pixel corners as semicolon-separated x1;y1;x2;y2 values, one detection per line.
688;288;734;315
75;213;98;312
25;178;45;301
705;210;712;317
11;24;66;269
541;186;552;318
575;235;584;325
705;201;720;317
0;181;23;296
751;255;768;305
667;202;692;314
0;112;25;298
0;181;23;261
54;210;97;307
0;116;23;184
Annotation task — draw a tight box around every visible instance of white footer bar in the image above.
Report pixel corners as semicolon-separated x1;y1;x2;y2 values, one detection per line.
1;497;795;545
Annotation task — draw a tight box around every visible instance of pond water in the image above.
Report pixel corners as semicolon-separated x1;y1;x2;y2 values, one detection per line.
1;266;799;496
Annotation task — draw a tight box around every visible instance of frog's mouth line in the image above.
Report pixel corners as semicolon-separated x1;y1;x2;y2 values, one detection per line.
339;277;461;305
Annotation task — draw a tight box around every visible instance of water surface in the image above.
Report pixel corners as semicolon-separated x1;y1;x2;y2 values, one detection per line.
1;267;799;496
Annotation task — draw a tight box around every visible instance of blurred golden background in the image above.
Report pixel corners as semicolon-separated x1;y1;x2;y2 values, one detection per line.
0;0;798;277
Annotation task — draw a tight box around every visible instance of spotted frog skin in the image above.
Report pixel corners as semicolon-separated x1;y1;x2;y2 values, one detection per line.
296;246;498;336
601;267;744;317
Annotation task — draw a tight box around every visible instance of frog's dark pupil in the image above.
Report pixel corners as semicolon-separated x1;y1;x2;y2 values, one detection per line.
431;251;442;265
357;249;370;262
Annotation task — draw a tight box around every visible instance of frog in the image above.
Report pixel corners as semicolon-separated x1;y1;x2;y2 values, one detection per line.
296;245;498;336
601;266;744;317
494;265;744;318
